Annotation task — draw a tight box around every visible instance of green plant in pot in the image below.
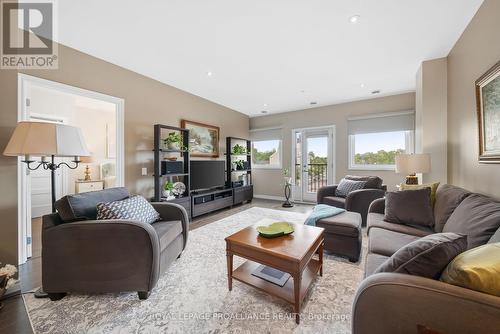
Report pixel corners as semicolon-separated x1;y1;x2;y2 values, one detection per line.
232;144;246;155
163;181;175;199
163;132;182;150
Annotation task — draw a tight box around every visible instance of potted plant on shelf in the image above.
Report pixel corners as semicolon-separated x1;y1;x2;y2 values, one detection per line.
162;181;175;200
232;144;246;155
234;159;247;170
163;132;182;151
0;263;18;311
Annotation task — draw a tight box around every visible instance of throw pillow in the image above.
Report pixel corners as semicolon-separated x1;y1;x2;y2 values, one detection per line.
384;188;434;227
374;233;467;279
443;194;500;249
96;195;160;224
400;182;440;208
433;184;471;233
441;243;500;297
335;178;366;197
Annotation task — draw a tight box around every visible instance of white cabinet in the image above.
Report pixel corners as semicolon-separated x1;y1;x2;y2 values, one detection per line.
75;180;104;193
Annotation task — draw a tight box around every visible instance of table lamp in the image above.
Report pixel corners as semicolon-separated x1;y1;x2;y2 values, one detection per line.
80;155;94;181
395;153;431;185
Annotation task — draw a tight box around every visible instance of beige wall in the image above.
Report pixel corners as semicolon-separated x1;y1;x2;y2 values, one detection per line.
249;93;416;198
447;0;500;197
0;43;249;264
415;58;448;184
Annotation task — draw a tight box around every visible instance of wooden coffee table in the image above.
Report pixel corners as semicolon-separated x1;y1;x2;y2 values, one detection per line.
225;220;324;324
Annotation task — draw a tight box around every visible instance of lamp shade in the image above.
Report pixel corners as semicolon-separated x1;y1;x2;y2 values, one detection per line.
395;153;431;175
80;155;94;164
3;121;90;157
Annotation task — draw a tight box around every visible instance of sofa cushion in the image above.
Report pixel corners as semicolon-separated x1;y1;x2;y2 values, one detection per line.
441;243;500;297
345;175;383;189
433;184;471;233
335;178;366;197
384;188;434;227
374;233;467;279
55;187;130;223
152;220;183;252
367;213;433;237
365;253;390;278
368;227;422;257
443;194;500;249
400;182;440;207
322;196;346;208
96;195;160;224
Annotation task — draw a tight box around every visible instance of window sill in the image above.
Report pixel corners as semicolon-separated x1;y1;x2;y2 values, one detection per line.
348;165;396;171
253;166;283;170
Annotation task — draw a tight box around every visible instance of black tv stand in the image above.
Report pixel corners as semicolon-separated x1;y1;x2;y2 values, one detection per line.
191;188;234;217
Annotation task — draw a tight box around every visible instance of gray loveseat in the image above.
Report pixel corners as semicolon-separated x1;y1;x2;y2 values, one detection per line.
42;187;189;301
353;184;500;334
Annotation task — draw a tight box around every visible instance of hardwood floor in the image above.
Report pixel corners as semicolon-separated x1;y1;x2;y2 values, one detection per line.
0;198;313;333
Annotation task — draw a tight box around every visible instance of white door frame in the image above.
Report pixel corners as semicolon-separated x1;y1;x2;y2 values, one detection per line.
291;125;336;203
17;73;125;264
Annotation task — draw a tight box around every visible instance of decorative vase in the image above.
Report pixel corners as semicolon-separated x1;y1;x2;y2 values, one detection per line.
165;141;180;151
282;177;294;208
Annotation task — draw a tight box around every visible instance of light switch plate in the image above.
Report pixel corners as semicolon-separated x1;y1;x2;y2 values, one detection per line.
141;167;147;176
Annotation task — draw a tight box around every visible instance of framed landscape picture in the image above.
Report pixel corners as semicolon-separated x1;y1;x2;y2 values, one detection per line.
181;119;220;157
476;61;500;163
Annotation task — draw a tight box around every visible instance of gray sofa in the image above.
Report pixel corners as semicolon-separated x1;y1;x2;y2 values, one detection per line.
317;175;387;226
42;187;189;301
353;184;500;334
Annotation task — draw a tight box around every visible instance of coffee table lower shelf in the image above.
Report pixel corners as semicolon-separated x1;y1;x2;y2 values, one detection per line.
232;258;321;304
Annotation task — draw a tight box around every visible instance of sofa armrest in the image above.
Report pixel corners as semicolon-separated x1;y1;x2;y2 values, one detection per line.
42;218;160;293
368;197;386;214
317;185;338;204
151;202;189;249
352;273;500;334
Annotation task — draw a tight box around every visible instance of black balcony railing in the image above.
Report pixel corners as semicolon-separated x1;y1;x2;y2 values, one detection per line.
295;163;328;192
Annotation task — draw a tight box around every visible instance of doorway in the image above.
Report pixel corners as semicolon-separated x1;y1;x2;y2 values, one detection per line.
292;126;335;202
17;74;125;264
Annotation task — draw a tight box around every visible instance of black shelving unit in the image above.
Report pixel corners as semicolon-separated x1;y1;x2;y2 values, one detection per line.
226;136;253;204
153;124;191;217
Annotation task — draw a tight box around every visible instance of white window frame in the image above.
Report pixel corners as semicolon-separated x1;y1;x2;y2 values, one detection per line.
348;130;414;171
251;139;283;170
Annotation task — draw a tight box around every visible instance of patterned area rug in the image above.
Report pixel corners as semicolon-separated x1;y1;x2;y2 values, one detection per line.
23;207;365;333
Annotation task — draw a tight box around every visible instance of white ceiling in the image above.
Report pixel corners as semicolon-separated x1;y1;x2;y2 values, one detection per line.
56;0;483;116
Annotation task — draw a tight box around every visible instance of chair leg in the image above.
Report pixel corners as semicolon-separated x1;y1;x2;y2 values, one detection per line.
48;292;66;301
138;291;150;300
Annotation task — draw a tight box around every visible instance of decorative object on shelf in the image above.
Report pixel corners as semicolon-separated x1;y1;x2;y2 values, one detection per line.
163;131;183;150
3;121;90;299
256;222;294;238
165;156;178;161
181;119;220;157
163;181;175;200
0;263;18;311
172;182;186;197
476;60;500;163
232;143;246;155
234;159;247;170
80;155;94;181
395;153;431;185
161;160;184;175
282;168;294;208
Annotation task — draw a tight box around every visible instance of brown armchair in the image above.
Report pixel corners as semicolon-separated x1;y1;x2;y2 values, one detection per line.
42;187;189;301
317;175;386;226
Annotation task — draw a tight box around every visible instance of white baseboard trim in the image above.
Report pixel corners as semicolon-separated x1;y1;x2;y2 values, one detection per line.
254;194;286;201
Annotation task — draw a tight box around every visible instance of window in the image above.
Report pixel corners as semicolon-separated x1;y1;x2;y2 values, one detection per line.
348;112;415;170
251;140;282;169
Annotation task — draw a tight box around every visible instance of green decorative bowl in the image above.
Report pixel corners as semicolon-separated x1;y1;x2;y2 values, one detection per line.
256;222;294;238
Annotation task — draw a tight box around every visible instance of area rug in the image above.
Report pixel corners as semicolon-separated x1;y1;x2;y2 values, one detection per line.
23;207;365;334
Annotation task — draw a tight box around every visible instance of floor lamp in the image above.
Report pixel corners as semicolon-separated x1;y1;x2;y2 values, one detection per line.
3;121;90;298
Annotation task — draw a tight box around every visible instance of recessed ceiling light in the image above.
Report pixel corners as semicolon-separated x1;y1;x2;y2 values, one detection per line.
263;103;268;107
207;71;213;77
300;90;305;93
360;83;365;88
371;90;381;94
310;101;317;105
349;15;360;23
261;110;268;114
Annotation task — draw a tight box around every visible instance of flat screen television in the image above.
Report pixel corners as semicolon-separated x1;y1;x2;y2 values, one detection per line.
190;160;226;191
